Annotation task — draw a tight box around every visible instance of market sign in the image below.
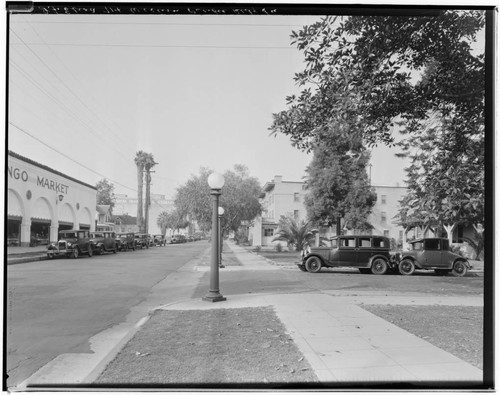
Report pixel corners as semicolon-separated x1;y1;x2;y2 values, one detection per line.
8;165;69;194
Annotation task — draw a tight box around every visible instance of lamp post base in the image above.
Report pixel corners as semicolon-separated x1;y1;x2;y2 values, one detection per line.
202;292;227;303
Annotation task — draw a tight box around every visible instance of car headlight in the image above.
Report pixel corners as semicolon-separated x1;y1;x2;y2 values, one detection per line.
67;242;72;247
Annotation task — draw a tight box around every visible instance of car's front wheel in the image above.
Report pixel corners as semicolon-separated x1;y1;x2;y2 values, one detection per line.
305;256;322;273
47;251;55;260
399;259;415;275
88;246;93;257
99;245;105;255
371;258;388;275
452;261;468;277
72;247;80;259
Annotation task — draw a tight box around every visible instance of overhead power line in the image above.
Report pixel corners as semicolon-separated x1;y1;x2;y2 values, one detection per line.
9;121;137;193
16;21;309;27
10;42;295;50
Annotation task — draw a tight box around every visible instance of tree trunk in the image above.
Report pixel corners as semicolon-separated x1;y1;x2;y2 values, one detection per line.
442;223;457;246
136;164;144;232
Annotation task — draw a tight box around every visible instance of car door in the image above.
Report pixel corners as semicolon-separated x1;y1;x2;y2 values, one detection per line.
338;237;357;267
356;237;373;267
423;239;445;268
326;238;341;267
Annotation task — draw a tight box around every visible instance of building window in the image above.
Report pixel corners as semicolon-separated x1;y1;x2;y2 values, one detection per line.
294;193;300;202
381;212;387;222
264;229;274;237
383;230;390;238
381;195;387;204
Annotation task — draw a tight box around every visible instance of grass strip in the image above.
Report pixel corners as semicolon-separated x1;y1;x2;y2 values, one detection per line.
361;304;483;369
96;307;318;386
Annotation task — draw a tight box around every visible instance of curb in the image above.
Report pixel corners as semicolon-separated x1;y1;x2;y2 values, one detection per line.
7;255;48;265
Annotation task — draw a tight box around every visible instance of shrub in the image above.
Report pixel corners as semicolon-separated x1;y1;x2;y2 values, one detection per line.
253;245;261;252
275;243;283;253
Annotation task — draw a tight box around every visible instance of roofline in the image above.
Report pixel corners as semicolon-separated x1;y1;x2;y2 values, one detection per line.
9;151;97;190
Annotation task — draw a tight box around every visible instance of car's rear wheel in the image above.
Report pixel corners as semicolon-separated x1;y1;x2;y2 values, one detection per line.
47;251;54;259
371;258;388;275
399;259;415;275
359;268;371;274
305;256;322;273
72;248;79;259
452;261;468;277
113;244;118;253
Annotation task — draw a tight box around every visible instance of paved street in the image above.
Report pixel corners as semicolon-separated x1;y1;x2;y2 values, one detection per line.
7;241;484;388
6;242;209;388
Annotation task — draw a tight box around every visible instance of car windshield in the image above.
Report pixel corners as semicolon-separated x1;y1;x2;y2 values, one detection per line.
91;233;103;238
328;238;339;248
60;232;77;238
410;242;424;251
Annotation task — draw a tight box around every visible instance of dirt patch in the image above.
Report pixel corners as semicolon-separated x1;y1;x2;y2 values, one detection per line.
96;307;318;387
361;304;483;369
256;251;301;266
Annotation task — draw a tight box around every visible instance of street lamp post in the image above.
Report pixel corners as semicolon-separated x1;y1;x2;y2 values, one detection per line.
203;172;226;303
218;206;225;268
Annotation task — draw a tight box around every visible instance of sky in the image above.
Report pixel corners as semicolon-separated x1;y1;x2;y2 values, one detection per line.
7;6;412;200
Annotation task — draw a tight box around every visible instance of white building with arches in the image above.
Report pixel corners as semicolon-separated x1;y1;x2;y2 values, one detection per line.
7;151;97;247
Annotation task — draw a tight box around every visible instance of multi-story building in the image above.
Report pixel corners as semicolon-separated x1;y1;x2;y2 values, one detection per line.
367;185;408;245
250;175;308;246
250;175;407;248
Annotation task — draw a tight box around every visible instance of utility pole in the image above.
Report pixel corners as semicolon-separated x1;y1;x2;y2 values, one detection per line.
144;164;154;235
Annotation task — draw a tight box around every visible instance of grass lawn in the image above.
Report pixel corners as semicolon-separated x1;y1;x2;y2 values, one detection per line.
96;307;318;387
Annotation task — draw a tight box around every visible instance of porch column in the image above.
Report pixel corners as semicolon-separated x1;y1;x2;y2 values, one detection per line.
20;218;31;247
50;224;59;243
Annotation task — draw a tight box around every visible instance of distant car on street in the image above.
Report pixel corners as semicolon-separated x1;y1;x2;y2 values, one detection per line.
153;234;166;246
115;232;136;251
299;235;396;274
47;229;93;259
90;231;118;255
134;233;150;249
398;238;470;276
171;234;187;244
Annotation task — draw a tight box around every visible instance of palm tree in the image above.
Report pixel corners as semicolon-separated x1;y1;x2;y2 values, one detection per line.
134;151;148;232
272;215;315;251
157;211;171;236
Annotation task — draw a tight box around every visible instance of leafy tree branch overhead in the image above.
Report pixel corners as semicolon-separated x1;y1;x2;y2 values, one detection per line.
270;11;484;151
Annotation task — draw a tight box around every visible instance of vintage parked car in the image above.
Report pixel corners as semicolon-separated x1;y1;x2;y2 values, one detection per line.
398;238;471;277
153;234;166;246
171;234;187;244
134;233;150;249
90;231;118;255
115;232;136;251
47;229;93;259
299;235;397;274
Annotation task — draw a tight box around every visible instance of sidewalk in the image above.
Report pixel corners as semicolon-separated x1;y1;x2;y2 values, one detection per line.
16;242;484;389
6;245;48;264
186;243;483;383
